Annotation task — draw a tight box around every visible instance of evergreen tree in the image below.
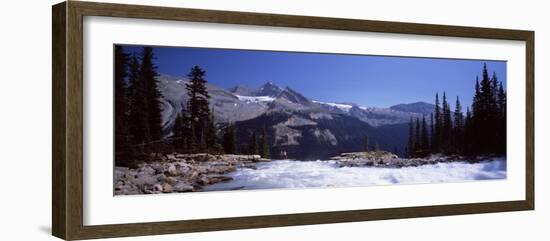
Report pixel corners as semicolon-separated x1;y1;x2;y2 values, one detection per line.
464;107;473;155
185;65;211;149
248;131;259;155
223;123;237;154
421;64;506;157
421;115;429;153
453;96;464;152
127;52;150;146
205;110;221;153
496;81;507;153
470;76;481;154
433;93;442;152
188;122;198;152
199;118;207;152
415;117;421;154
114;46;135;165
407;117;415;157
441;92;453;152
477;63;499;153
497;81;507;116
364;135;369;152
492;72;499;102
172;112;184;150
140;47;163;142
430;113;434;150
186;66;211;122
260;126;270;158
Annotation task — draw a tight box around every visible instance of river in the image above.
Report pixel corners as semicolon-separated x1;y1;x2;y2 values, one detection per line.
204;158;506;191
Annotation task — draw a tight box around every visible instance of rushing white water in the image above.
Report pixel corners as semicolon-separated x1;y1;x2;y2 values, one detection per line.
204;159;506;191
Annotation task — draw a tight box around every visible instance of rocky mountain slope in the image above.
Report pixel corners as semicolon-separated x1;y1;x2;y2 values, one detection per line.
157;74;435;159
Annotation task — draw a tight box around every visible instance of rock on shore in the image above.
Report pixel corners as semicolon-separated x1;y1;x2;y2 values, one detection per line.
114;153;269;195
330;151;473;168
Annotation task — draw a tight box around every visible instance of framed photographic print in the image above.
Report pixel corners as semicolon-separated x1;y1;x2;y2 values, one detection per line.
52;1;534;240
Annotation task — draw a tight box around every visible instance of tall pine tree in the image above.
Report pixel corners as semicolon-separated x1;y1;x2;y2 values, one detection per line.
185;65;211;151
223;123;237;154
441;92;453;152
140;47;163;142
259;126;270;158
248;131;259;155
127;52;150;146
496;81;507;153
464;107;473;155
453;96;464;153
407;117;415;157
429;113;434;150
433;93;442;152
114;46;136;166
205;110;221;153
415;117;421;154
421;115;429;153
172;112;184;150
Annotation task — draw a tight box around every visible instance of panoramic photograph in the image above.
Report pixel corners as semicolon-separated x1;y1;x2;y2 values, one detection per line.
113;45;507;195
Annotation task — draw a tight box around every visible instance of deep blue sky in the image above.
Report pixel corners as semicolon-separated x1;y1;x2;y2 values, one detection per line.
121;45;506;109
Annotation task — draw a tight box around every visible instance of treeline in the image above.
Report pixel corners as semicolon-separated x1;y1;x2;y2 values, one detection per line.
170;66;271;159
115;46;271;167
407;63;506;157
115;46;164;166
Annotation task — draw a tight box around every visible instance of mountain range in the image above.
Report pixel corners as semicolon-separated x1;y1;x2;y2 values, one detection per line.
158;74;436;159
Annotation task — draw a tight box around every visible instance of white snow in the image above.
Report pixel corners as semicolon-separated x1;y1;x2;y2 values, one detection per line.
312;100;354;112
235;95;275;103
204;158;506;191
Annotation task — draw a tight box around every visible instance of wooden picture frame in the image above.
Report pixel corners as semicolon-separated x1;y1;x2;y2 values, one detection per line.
52;1;534;240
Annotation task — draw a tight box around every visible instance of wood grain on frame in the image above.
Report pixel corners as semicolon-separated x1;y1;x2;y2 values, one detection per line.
52;1;535;240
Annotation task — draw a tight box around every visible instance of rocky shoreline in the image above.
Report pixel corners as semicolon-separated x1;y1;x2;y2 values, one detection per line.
114;153;269;195
115;151;497;195
330;151;486;168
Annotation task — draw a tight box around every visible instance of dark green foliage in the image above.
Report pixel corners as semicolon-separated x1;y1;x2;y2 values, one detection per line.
248;131;259;155
470;64;505;154
463;107;474;154
189;122;198;152
496;81;507;153
115;48;226;162
364;135;369;152
408;63;506;157
185;66;210;123
127;52;150;146
172;112;185;150
429;113;434;150
206;111;222;153
432;93;442;152
453;96;464;152
421;115;429;151
407;117;414;157
223;123;237;154
114;46;137;167
184;65;216;154
441;92;453;152
121;47;164;155
259;126;271;158
407;115;430;158
140;47;163;142
414;117;421;153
